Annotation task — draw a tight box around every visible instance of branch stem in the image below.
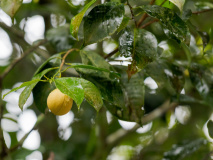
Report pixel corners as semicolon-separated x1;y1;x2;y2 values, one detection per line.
127;0;137;27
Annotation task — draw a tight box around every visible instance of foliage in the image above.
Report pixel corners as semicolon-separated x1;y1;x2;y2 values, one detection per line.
0;0;213;159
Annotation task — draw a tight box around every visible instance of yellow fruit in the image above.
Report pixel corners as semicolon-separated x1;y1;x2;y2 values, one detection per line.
47;89;73;116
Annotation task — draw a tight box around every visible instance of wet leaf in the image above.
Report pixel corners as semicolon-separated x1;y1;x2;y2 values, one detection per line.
80;79;103;112
1;0;23;17
169;0;185;11
140;5;190;44
84;2;124;45
119;27;134;58
70;0;96;40
132;29;158;69
163;138;208;160
55;77;84;109
207;120;213;138
19;68;57;110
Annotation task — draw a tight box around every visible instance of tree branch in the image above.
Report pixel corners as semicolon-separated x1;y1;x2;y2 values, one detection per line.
137;0;156;27
0;39;47;79
104;48;119;59
192;9;213;15
140;19;159;29
7;114;45;154
127;0;137;27
106;100;178;147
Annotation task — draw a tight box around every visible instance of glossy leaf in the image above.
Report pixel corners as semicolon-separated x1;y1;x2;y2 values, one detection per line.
19;68;57;110
207;120;213;138
1;0;23;17
55;77;84;108
70;0;96;39
80;79;103;112
169;0;185;11
163;139;207;160
84;2;124;45
119;27;134;58
140;5;190;43
46;24;77;52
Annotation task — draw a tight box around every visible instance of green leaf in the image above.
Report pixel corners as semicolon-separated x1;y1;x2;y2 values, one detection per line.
19;68;57;110
1;0;23;17
67;63;120;77
140;5;190;43
70;0;96;40
84;2;124;45
116;16;130;33
3;79;40;99
46;24;77;52
133;29;158;69
80;79;103;112
33;54;61;113
55;77;84;108
169;0;185;11
119;27;134;58
207;120;213;138
163;138;208;160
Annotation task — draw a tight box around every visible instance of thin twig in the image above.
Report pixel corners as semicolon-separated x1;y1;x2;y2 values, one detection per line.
140;19;159;29
104;48;119;59
160;0;167;6
106;100;178;147
7;114;45;153
127;0;137;27
137;0;156;27
0;40;47;79
59;48;79;72
192;9;213;14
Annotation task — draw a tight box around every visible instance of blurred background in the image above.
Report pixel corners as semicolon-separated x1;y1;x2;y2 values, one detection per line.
1;0;213;159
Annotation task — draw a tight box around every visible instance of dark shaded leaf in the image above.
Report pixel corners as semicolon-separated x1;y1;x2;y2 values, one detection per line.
46;24;77;52
140;5;190;43
70;0;96;40
84;2;124;45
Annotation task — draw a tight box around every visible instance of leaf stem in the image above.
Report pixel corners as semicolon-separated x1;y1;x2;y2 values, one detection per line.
192;9;213;14
104;48;119;59
127;0;137;27
140;19;159;29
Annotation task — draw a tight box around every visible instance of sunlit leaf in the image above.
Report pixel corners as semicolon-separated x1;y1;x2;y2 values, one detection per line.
140;5;190;44
169;0;185;11
70;0;96;40
116;16;130;33
84;2;124;45
1;0;23;17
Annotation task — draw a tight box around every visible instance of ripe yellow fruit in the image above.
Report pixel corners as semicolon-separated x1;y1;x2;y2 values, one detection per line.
47;89;73;116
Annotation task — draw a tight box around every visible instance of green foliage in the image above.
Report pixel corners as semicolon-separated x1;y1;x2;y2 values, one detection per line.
0;0;23;17
83;2;125;45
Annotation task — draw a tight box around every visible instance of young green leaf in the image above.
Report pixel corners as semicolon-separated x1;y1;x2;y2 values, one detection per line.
116;16;130;33
3;79;40;99
1;0;23;18
169;0;185;12
55;77;84;109
19;68;57;110
140;5;190;44
84;2;124;45
207;120;213;138
80;79;103;112
70;0;96;40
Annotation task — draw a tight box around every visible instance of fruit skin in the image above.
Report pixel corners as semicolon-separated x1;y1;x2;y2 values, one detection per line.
47;89;73;116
